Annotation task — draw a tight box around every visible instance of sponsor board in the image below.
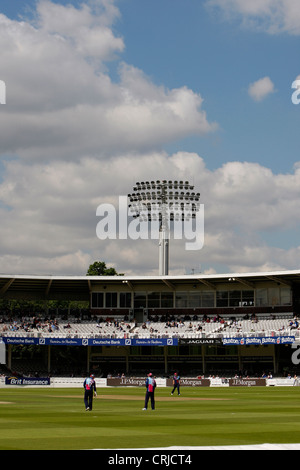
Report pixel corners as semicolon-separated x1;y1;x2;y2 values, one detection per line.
223;336;295;346
107;377;146;387
5;376;50;386
166;378;210;387
179;338;222;345
0;336;178;347
229;378;266;387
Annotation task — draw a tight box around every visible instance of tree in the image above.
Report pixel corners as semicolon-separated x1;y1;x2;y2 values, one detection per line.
86;261;123;276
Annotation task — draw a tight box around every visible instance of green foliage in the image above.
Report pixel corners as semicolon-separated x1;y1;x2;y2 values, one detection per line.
86;261;123;276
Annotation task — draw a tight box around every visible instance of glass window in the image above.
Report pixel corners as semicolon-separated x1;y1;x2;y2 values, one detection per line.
241;290;254;306
175;292;188;308
280;287;291;305
216;291;228;307
91;292;104;308
105;292;117;308
148;292;160;308
120;292;132;308
256;288;268;306
189;292;201;308
134;292;147;309
268;288;280;306
161;292;174;308
229;290;241;307
201;292;215;307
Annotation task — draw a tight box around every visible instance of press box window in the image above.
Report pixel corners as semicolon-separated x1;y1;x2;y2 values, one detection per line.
229;290;241;307
241;290;254;306
120;292;132;308
148;292;160;308
105;292;118;308
91;292;104;308
175;293;188;308
216;291;228;307
161;293;173;308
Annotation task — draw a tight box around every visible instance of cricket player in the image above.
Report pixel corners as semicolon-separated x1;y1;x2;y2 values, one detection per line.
171;372;181;395
83;374;97;411
143;373;156;410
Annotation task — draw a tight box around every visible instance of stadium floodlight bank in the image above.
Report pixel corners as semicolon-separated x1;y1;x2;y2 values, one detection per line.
128;180;202;275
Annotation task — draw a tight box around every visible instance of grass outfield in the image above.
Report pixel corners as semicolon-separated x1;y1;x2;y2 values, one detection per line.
1;386;300;450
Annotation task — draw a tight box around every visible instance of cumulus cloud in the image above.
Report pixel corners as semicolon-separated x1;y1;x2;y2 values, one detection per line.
0;0;216;162
1;152;300;275
248;76;276;101
206;0;300;35
34;0;124;60
0;0;299;277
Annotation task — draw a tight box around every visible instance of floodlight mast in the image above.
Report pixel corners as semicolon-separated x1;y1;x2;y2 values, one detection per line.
128;180;200;275
158;183;169;276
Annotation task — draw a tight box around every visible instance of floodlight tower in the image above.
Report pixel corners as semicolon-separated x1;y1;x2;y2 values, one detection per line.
128;180;201;275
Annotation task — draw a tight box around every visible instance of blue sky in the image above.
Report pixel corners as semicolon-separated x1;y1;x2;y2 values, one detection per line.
117;0;299;173
0;0;299;276
4;0;298;172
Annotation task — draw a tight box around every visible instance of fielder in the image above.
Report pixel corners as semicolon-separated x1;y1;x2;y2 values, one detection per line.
83;374;97;411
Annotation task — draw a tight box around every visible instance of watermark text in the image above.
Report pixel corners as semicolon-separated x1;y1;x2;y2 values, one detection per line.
96;196;204;251
291;79;300;105
0;80;6;104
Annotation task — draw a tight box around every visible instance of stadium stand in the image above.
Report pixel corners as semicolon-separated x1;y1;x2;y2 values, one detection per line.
0;313;298;339
0;271;299;378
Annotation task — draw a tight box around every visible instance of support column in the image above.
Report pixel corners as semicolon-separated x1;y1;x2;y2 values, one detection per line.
238;346;242;373
202;345;205;375
273;345;277;374
47;345;51;374
87;346;91;374
164;346;168;374
126;350;129;374
7;344;12;371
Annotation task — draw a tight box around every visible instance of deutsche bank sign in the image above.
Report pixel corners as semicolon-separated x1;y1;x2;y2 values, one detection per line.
0;336;178;347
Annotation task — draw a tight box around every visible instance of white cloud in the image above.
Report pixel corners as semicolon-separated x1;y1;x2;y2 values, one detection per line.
0;152;300;275
0;1;216;162
0;1;299;277
206;0;300;35
35;0;124;60
248;76;276;101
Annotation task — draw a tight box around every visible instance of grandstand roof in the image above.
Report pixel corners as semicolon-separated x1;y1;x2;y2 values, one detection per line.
0;269;300;301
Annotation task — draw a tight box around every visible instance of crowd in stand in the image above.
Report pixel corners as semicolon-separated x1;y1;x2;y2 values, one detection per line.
0;310;298;380
0;310;298;339
0;315;60;334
